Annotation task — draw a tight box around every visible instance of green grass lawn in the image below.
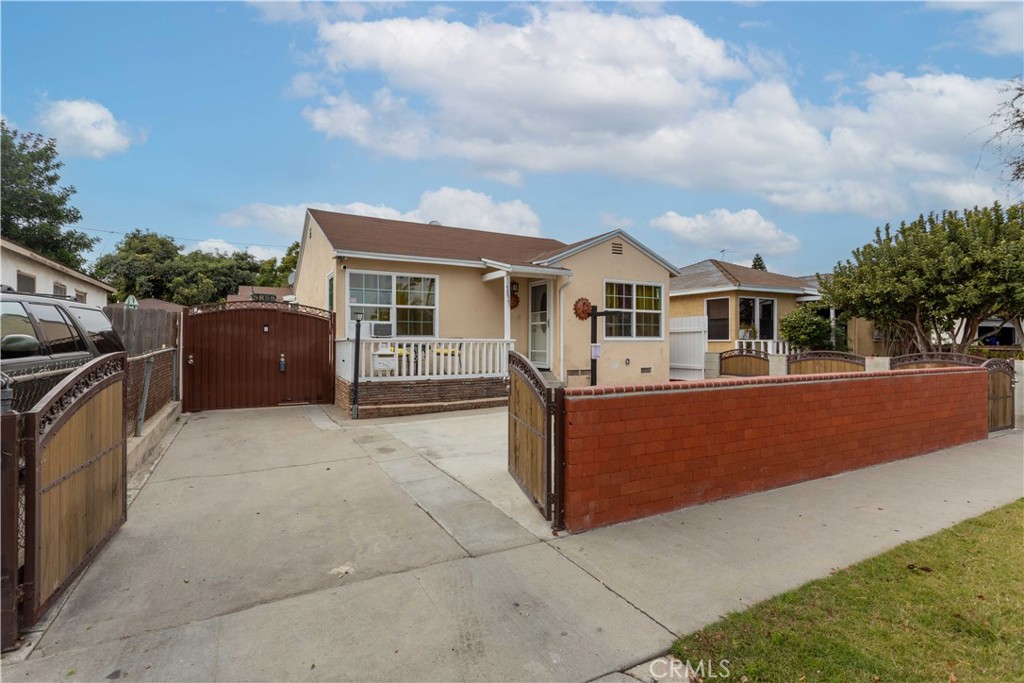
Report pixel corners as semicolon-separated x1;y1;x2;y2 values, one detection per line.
672;500;1024;683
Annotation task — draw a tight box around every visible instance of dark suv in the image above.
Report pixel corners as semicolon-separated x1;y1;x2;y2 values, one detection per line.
1;286;124;412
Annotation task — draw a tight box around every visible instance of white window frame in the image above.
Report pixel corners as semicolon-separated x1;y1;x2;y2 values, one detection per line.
705;297;731;341
602;279;665;341
345;269;440;338
326;271;335;312
738;296;778;340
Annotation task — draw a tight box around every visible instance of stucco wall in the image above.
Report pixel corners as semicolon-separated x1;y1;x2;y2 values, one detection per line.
1;247;112;304
847;317;885;356
557;239;672;386
293;213;338;311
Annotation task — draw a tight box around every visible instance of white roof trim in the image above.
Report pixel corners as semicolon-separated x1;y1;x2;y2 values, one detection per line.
1;238;115;292
670;284;810;296
480;259;571;278
531;229;681;276
334;249;486;269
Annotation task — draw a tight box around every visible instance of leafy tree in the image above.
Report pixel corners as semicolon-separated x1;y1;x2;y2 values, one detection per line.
750;253;767;271
169;271;217;306
779;302;848;351
93;229;182;300
1;121;98;269
93;231;296;304
821;203;1024;354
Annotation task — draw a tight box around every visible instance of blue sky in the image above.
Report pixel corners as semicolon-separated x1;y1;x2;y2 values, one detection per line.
2;1;1021;276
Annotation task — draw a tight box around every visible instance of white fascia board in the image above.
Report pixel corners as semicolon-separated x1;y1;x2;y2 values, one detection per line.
480;259;572;279
335;249;485;269
796;294;822;302
669;284;808;297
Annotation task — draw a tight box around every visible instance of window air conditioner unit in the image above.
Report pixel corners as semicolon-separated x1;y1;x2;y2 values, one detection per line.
370;322;393;338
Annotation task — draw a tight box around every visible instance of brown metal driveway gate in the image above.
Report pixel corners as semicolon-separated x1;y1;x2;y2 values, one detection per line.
507;351;564;528
183;302;334;412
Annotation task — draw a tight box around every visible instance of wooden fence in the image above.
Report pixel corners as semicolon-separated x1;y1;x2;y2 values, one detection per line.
104;306;180;355
788;351;866;375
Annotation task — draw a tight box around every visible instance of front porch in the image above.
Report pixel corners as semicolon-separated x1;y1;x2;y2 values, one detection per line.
336;338;515;418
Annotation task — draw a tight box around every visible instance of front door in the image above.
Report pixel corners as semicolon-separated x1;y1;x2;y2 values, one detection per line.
529;282;550;368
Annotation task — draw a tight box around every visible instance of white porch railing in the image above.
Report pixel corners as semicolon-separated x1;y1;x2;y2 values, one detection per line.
735;339;792;355
337;338;514;381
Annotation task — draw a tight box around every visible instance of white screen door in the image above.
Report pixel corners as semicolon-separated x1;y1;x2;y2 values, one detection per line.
529;282;550;368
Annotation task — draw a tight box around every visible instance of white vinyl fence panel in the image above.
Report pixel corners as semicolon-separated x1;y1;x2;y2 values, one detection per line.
670;316;707;380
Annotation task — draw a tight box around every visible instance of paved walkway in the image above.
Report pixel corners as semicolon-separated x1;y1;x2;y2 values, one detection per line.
2;407;1020;682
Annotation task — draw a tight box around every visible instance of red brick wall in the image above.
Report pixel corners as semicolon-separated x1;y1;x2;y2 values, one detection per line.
125;351;176;431
562;368;989;531
336;376;508;418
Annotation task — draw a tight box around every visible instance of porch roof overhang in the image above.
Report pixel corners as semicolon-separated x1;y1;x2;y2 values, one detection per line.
480;259;572;282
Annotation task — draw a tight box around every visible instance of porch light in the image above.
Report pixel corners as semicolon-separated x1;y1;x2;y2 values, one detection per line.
510;282;519;294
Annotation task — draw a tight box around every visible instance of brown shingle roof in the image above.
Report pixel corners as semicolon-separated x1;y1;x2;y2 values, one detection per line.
308;209;568;267
670;259;811;293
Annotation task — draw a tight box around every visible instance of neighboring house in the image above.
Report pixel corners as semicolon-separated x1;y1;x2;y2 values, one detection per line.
225;285;294;303
669;260;815;355
1;237;114;305
293;209;679;405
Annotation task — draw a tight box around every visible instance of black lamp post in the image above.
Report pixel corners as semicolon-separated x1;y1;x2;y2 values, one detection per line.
590;306;608;387
351;312;363;419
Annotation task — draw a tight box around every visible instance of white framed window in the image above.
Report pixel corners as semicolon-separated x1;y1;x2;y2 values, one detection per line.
706;297;730;341
53;282;67;297
326;273;335;312
604;280;663;339
347;270;438;337
738;297;776;340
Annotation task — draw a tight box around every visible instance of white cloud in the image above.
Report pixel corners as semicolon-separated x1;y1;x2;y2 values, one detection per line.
219;187;542;237
37;99;142;159
652;208;800;256
929;2;1024;56
193;238;286;262
279;5;1005;218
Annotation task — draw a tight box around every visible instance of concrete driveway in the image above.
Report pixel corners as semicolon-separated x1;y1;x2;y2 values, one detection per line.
3;406;1021;682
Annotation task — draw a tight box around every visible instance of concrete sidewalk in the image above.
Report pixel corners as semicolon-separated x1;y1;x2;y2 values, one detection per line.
2;407;1020;682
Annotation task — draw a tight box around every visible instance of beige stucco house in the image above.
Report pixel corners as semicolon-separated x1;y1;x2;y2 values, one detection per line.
293;209;679;415
670;260;815;355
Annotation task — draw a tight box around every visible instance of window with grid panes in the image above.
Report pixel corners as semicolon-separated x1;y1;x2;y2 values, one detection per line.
604;281;662;338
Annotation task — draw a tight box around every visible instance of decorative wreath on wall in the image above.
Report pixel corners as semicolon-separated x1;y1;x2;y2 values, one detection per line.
509;293;520;310
573;297;592;321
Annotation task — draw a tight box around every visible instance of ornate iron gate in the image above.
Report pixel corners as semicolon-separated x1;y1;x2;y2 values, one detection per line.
983;359;1014;432
183;302;335;412
719;348;769;377
2;353;127;650
507;351;563;528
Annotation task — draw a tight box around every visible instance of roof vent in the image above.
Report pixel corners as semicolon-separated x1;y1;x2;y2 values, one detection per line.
611;242;624;255
429;220;442;226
